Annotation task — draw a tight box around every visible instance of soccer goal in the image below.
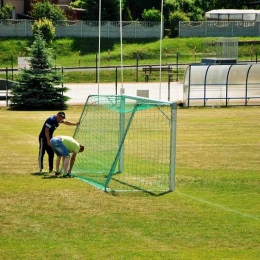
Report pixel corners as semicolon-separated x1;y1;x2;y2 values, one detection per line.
72;95;177;194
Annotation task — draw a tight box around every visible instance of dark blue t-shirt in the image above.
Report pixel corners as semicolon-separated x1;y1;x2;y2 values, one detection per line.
39;115;61;141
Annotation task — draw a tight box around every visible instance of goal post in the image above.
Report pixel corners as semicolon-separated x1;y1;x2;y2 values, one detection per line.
72;95;177;194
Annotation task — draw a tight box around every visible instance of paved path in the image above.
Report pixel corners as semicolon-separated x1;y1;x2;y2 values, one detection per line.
66;82;184;105
0;81;184;107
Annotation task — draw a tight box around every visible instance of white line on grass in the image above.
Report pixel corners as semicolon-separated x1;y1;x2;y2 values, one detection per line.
0;123;37;141
177;191;260;221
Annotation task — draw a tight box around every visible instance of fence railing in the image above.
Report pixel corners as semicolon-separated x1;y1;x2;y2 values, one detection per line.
179;21;260;37
3;19;260;39
0;19;161;38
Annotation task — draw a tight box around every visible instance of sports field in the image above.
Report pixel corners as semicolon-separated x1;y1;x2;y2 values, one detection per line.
0;105;259;259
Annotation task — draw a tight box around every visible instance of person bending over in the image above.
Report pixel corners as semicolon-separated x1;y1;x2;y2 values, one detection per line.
50;136;84;177
38;111;79;173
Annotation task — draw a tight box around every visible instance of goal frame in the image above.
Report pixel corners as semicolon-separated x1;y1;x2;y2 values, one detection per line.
72;94;177;194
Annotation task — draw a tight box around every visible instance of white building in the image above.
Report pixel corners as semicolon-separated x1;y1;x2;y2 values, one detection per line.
205;9;260;21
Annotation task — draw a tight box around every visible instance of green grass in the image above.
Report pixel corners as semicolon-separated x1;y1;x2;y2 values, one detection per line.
1;36;260;83
1;36;260;68
61;69;176;83
0;106;260;259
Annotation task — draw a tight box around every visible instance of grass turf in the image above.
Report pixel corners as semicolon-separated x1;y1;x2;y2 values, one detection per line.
0;106;260;259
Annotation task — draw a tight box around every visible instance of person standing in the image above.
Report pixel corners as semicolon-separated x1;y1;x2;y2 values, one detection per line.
38;111;79;173
50;136;84;177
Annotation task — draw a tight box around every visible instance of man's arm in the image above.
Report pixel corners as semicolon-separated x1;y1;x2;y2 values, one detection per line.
45;127;51;146
68;151;77;174
63;120;79;126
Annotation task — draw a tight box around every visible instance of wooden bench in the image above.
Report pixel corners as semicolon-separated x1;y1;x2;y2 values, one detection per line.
142;66;173;82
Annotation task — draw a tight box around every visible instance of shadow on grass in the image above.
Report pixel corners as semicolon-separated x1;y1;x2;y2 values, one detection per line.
111;178;173;196
31;172;65;179
31;171;45;176
31;172;75;180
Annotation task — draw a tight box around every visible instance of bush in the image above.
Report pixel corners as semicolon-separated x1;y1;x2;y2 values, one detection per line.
32;18;55;44
0;3;13;19
30;0;66;23
141;7;162;22
169;11;189;37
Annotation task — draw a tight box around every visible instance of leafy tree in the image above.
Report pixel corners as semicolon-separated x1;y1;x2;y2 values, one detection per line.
122;6;133;21
165;0;204;20
164;0;204;34
69;0;86;9
30;0;66;23
70;0;125;20
193;0;216;13
169;10;189;37
141;7;162;22
125;0;160;20
10;33;69;110
32;18;55;44
214;0;245;9
0;3;13;19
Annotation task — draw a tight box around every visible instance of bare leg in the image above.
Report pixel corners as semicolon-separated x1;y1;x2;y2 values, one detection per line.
63;156;70;175
56;156;62;172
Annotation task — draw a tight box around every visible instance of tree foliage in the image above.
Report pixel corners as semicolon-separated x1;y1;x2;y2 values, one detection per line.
141;7;162;22
164;0;204;22
70;0;125;20
214;0;246;9
30;0;66;23
0;3;13;19
125;0;161;20
10;33;69;110
1;0;254;24
32;18;55;44
169;10;189;37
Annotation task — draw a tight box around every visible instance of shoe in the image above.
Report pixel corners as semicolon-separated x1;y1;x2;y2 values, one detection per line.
55;171;61;176
63;173;72;178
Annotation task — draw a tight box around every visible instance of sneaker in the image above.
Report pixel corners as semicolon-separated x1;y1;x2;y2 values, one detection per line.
55;171;61;176
63;173;72;178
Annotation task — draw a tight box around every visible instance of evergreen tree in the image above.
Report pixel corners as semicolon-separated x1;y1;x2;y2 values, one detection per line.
10;32;69;110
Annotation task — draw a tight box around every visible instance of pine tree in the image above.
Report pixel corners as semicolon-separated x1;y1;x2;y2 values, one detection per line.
10;32;69;110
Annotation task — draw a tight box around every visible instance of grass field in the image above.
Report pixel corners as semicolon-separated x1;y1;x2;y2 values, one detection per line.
0;105;260;259
0;37;259;68
1;37;260;84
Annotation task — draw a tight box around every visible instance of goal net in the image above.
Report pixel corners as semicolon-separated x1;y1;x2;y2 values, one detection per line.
72;95;177;194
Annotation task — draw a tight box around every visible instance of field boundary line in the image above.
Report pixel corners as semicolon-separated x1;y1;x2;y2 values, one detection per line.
177;191;260;221
0;122;37;141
